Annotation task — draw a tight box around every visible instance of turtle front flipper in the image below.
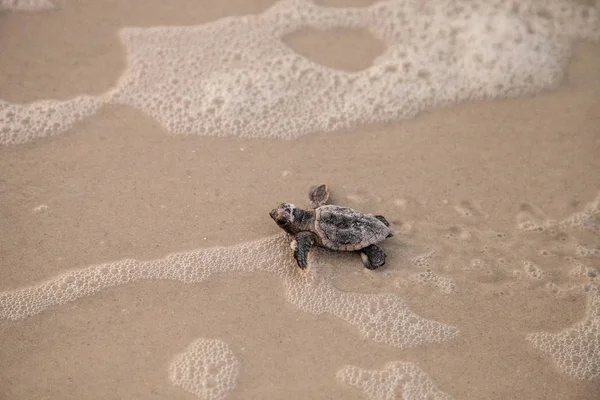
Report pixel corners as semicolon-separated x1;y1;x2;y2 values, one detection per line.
308;184;329;209
293;231;316;270
360;244;386;270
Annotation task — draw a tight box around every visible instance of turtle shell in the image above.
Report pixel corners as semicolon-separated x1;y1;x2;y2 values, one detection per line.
314;205;392;251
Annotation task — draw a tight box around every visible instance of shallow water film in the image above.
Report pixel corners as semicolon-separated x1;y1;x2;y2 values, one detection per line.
1;1;599;399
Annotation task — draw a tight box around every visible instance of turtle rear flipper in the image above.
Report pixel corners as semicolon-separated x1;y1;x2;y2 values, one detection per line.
374;215;390;226
308;184;329;209
374;215;394;237
360;244;386;270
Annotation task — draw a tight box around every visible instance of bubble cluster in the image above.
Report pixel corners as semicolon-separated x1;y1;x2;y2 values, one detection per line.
0;234;458;349
412;251;435;268
169;338;239;400
2;0;599;144
0;0;54;11
560;192;600;232
337;361;452;400
0;97;105;145
575;245;600;259
290;255;460;347
569;260;598;281
523;260;547;280
518;192;600;234
411;270;456;294
516;210;554;233
527;286;600;380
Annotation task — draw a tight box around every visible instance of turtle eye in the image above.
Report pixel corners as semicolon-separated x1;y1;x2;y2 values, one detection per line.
277;219;287;226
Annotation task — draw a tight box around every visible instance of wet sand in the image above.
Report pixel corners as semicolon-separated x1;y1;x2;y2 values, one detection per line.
1;1;600;399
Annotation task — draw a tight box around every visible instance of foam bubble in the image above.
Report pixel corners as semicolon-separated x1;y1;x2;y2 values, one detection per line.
527;286;600;380
2;0;599;144
337;361;452;400
0;0;54;11
169;338;239;400
0;234;459;349
32;204;49;213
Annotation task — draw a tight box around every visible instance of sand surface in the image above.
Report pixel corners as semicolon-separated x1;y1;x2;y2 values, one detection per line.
1;1;600;399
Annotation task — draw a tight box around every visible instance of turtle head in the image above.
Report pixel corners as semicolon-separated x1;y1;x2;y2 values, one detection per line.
270;203;298;233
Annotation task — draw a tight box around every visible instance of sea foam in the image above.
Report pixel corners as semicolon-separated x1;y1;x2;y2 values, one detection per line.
1;0;599;144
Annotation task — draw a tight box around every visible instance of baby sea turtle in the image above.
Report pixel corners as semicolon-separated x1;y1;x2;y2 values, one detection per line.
269;184;394;270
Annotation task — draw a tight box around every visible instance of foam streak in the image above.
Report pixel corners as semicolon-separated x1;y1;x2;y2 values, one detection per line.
0;234;458;349
337;361;452;400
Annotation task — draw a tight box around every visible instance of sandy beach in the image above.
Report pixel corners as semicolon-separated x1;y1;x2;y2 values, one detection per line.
1;1;599;399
